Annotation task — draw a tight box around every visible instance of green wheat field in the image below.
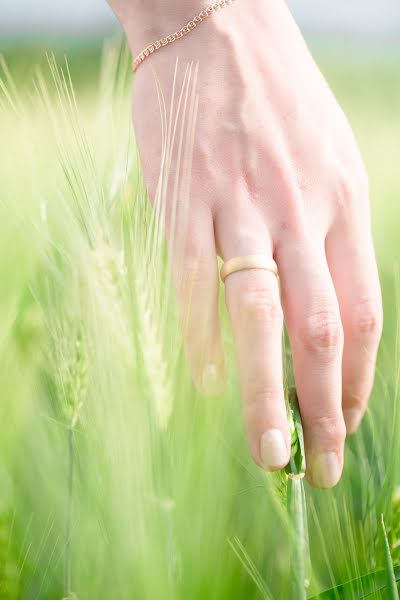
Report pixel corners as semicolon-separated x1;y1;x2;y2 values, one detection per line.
0;41;399;599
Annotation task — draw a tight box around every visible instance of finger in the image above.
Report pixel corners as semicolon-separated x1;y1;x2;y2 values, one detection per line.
326;222;383;434
167;205;225;395
278;241;346;488
216;212;290;471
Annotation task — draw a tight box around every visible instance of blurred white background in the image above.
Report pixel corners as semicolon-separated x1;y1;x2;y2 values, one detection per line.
0;0;399;39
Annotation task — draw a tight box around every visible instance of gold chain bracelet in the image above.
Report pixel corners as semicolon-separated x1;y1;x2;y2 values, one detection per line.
132;0;237;73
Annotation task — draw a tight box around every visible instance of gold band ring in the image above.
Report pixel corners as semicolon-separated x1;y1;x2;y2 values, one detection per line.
220;255;278;283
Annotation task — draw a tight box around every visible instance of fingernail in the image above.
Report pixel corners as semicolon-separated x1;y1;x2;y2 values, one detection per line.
260;429;289;470
311;452;341;488
343;408;362;434
201;364;224;395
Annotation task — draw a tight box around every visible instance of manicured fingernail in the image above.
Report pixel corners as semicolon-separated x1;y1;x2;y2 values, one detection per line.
260;429;289;470
201;364;223;395
311;452;341;488
343;408;362;434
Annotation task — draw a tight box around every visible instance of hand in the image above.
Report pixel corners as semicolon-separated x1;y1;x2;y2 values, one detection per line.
110;0;383;488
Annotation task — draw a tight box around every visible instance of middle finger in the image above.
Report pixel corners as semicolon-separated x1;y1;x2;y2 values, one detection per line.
278;239;346;488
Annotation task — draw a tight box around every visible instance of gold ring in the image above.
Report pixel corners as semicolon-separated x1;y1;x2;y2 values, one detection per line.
220;255;278;283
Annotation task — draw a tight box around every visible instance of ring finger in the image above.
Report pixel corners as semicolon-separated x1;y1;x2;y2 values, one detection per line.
215;209;290;471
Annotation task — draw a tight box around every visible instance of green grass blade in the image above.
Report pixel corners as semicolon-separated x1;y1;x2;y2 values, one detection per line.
382;514;400;599
228;537;273;600
308;566;400;599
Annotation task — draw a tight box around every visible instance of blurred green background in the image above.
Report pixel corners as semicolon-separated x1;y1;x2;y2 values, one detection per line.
0;6;400;599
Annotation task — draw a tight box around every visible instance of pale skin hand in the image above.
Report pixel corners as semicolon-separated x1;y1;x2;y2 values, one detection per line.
109;0;383;488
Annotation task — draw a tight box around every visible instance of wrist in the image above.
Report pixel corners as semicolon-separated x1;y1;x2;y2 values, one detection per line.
114;0;295;72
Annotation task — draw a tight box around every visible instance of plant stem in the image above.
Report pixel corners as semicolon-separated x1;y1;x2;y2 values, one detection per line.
64;426;74;597
287;477;309;599
285;387;310;598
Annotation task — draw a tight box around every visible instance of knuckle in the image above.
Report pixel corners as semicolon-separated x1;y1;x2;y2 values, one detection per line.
239;286;283;329
350;298;383;339
344;387;367;412
278;213;307;240
309;413;346;447
275;185;308;238
301;310;343;354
